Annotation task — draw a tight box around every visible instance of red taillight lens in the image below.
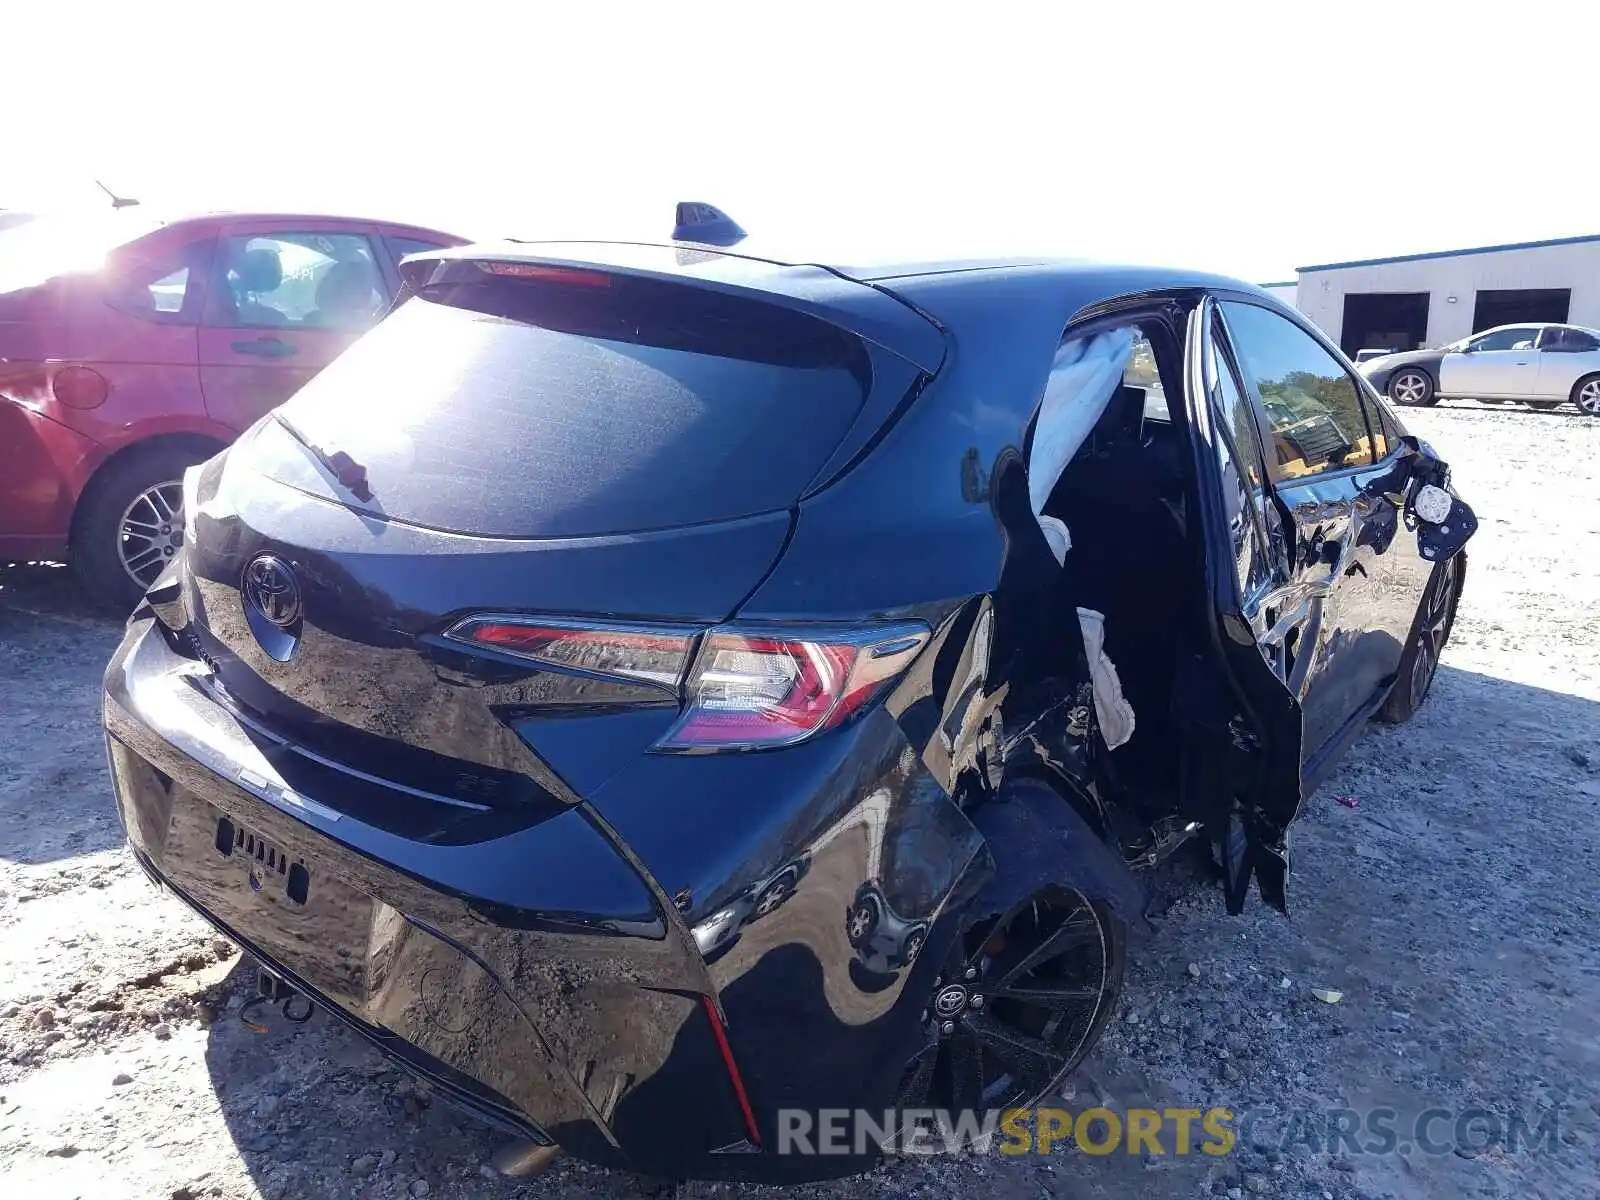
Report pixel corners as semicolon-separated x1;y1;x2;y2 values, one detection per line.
444;617;694;690
444;614;929;750
51;365;109;409
656;624;929;751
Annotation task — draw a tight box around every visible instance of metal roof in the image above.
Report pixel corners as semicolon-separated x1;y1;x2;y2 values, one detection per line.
1298;233;1600;273
456;237;1264;296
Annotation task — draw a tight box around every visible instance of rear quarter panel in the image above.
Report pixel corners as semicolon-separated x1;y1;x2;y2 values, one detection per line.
1541;348;1600;399
0;402;100;555
46;271;218;445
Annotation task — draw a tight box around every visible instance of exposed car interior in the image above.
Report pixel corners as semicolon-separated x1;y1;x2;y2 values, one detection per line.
1030;321;1190;811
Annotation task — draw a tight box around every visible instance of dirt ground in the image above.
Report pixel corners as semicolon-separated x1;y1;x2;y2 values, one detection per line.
2;402;1597;1200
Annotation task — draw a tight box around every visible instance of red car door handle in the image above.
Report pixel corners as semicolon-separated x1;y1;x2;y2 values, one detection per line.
230;336;297;359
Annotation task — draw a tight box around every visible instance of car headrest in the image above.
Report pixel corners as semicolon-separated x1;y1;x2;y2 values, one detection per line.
1084;384;1146;456
234;247;283;293
1110;384;1146;442
314;260;373;314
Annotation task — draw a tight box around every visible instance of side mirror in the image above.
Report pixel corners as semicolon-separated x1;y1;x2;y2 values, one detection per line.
1390;438;1477;561
1414;484;1477;563
1414;484;1453;524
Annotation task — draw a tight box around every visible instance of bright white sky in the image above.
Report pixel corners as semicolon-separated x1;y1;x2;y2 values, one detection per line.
5;2;1595;282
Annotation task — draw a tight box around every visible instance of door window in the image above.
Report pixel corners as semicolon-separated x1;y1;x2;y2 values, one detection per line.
1125;329;1171;423
1220;301;1376;479
1465;327;1539;352
1205;316;1277;600
385;235;446;262
104;238;214;323
207;233;387;330
1364;395;1401;460
1538;326;1600;353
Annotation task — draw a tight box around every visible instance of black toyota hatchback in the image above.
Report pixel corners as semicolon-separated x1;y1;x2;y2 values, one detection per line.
103;232;1477;1180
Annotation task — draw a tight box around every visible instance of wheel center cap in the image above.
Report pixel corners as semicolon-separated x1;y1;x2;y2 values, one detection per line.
932;983;969;1019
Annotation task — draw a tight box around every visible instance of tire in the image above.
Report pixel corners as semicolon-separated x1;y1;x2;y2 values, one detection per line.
1388;367;1437;407
1571;374;1600;416
845;894;880;948
893;883;1126;1123
898;927;927;968
71;443;210;612
1060;896;1127;1070
1378;554;1461;724
751;871;796;919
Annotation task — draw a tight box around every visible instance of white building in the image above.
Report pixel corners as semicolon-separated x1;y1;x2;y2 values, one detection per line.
1259;280;1298;309
1284;234;1600;357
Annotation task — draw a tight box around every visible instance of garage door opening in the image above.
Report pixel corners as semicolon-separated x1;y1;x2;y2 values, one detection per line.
1340;292;1430;357
1472;288;1570;332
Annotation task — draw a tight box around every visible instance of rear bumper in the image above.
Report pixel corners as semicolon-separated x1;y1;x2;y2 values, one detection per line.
125;842;557;1145
103;614;982;1180
103;615;766;1176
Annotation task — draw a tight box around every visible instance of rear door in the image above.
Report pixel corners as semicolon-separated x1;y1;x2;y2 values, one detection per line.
196;220;391;430
1439;325;1541;397
1181;298;1303;913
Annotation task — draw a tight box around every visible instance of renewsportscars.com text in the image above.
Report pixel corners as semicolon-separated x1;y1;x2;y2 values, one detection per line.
775;1105;1565;1158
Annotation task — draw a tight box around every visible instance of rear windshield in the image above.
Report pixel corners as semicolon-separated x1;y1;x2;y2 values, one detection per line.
261;268;872;537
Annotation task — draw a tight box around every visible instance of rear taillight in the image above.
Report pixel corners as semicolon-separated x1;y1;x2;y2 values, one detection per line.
444;616;694;690
443;615;929;752
657;624;929;752
476;261;613;287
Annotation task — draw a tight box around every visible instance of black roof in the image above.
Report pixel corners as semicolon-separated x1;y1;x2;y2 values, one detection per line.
417;238;1275;372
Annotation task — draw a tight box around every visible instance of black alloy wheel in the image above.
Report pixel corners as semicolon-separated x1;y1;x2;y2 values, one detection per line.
1408;553;1457;705
893;885;1120;1134
1379;553;1459;724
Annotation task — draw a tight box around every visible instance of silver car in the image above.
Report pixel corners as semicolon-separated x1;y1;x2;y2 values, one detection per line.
1360;322;1600;415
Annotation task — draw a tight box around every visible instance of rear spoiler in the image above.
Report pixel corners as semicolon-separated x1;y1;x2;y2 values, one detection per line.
394;242;948;375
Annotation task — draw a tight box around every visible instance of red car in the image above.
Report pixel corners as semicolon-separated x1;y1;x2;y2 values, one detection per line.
1;210;465;606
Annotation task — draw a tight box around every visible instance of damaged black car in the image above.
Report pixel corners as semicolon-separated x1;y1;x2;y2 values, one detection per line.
102;236;1476;1181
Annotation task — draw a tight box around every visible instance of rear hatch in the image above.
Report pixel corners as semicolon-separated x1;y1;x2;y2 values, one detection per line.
182;254;926;841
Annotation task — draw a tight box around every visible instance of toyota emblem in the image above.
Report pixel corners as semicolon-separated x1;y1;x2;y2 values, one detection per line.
932;983;969;1019
242;554;303;661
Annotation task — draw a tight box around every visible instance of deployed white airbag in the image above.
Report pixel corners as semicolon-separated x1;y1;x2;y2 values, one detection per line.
1024;327;1139;747
1027;326;1136;564
1076;607;1136;750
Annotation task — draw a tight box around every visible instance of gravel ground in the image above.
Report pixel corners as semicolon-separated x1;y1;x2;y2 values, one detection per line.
2;402;1597;1200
